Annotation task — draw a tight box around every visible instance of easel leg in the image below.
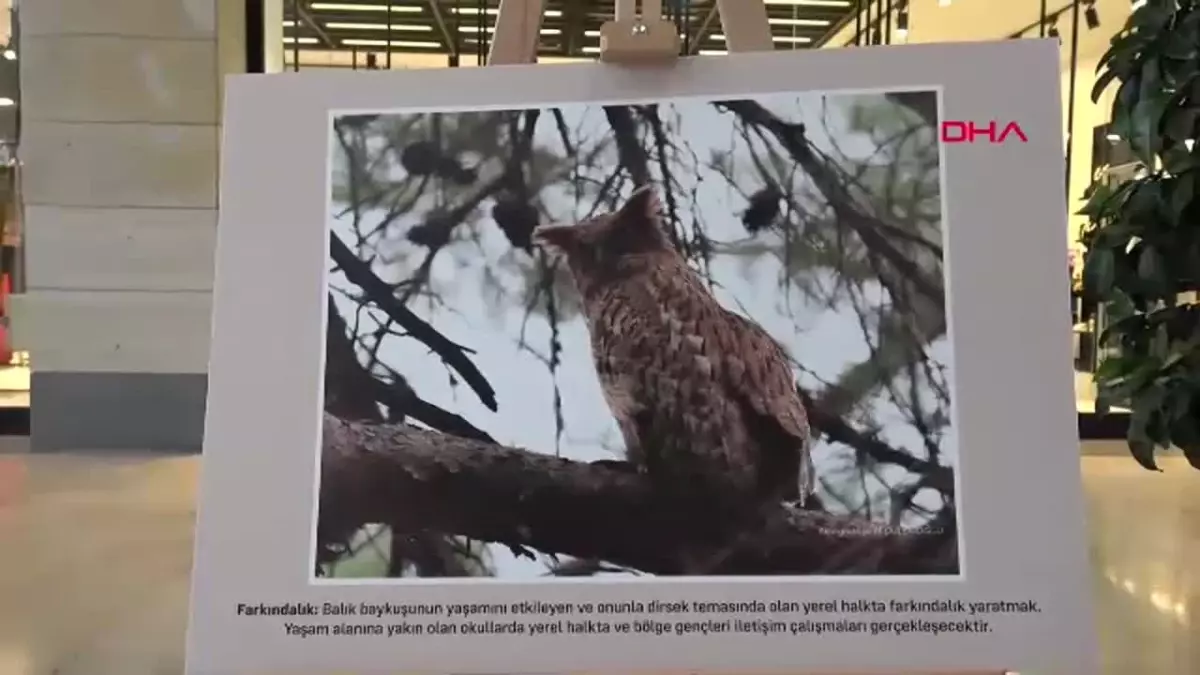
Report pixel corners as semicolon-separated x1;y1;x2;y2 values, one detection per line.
714;0;774;51
488;0;547;65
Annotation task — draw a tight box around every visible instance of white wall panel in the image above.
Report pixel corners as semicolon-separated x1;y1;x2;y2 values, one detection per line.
10;290;213;373
21;121;219;209
24;206;217;292
19;0;216;39
20;36;219;125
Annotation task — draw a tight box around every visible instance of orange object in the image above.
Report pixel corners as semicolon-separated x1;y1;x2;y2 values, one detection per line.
0;273;11;363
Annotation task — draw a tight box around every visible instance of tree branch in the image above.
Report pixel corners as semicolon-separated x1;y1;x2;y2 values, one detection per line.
713;100;946;308
603;105;652;186
799;388;954;495
329;232;498;411
318;414;959;576
717;100;953;453
885;92;939;129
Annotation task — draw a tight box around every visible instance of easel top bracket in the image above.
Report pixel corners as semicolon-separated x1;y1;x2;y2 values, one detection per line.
598;0;680;64
486;0;774;66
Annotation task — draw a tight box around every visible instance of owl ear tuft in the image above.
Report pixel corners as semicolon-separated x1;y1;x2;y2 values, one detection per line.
618;183;664;226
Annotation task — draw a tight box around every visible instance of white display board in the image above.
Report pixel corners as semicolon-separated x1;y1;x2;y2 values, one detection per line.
186;40;1095;674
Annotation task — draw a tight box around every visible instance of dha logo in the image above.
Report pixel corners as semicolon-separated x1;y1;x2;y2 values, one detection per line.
940;120;1029;144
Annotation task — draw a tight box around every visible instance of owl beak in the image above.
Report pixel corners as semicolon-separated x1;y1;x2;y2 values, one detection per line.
532;224;575;251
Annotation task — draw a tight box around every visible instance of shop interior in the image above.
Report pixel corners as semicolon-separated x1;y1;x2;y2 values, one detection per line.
0;0;25;420
0;1;1195;674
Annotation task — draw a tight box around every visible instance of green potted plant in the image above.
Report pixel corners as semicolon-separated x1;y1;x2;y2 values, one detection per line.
1079;0;1200;470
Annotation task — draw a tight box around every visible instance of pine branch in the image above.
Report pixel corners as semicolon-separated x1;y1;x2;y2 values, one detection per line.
714;99;945;307
329;233;499;411
317;414;959;576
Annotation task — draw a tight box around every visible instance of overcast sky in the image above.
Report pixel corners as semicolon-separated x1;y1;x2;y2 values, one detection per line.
327;89;954;579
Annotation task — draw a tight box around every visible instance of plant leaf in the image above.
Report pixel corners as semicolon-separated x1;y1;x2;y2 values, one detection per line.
1131;0;1175;32
1128;385;1168;470
1169;173;1196;222
1138;245;1170;297
1151;323;1171;359
1077;181;1115;219
1127;423;1162;471
1110;76;1141;141
1092;67;1122;104
1099;313;1144;348
1131;92;1171;165
1124;179;1163;221
1108;290;1137;323
1083;246;1117;298
1162;142;1196;174
1162;104;1200;143
1173;407;1200;469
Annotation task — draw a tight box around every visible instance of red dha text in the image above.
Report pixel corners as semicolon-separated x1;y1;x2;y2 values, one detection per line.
940;120;1029;144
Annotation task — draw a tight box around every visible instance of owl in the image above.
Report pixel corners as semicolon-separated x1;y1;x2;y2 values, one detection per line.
533;183;815;514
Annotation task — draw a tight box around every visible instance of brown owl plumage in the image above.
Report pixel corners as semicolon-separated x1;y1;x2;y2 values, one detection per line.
533;184;815;515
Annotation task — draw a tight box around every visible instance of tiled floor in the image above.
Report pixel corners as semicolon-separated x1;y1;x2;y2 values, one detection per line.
0;444;1195;674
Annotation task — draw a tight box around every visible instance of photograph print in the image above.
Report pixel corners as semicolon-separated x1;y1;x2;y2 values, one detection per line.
314;87;960;581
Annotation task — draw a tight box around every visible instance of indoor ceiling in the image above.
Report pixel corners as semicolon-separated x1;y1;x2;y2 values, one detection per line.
281;0;856;60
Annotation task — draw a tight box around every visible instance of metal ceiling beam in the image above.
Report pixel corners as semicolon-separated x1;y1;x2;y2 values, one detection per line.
280;0;853;59
688;3;721;55
424;0;458;55
296;2;337;48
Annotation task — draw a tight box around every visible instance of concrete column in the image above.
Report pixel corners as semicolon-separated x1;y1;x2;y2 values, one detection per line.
12;0;244;451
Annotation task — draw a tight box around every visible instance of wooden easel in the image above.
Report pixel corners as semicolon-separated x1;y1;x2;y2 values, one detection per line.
482;2;1007;675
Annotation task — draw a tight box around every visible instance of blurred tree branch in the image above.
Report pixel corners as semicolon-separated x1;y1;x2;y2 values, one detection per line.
885;92;939;128
322;294;493;577
603;105;652;186
318;413;959;576
799;387;954;495
717;99;950;428
716;100;944;308
330;232;498;411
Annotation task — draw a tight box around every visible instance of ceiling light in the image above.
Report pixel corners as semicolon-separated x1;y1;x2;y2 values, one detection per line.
325;22;433;31
581;46;600;54
768;18;831;26
282;20;295;28
1;49;14;60
342;38;441;48
456;25;560;35
282;36;319;44
1132;0;1147;9
448;7;562;17
773;35;813;44
1084;1;1101;29
939;0;952;6
309;3;421;12
1048;23;1059;39
0;98;14;107
700;49;729;55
